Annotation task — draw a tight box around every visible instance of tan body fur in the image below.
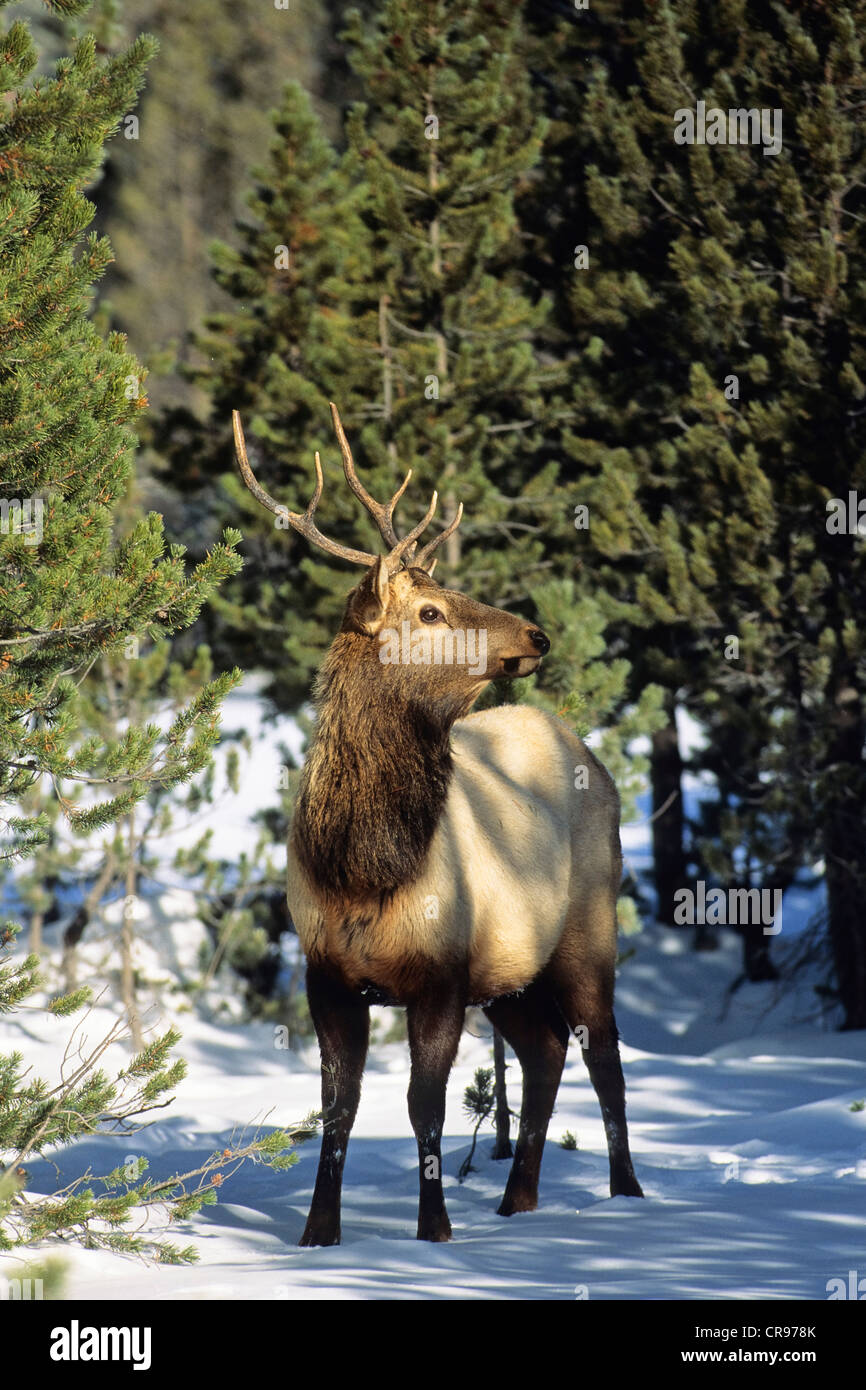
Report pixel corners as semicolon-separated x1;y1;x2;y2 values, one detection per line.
288;704;620;1006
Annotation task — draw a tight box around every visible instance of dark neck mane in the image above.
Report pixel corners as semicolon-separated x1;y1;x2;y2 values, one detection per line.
293;637;454;901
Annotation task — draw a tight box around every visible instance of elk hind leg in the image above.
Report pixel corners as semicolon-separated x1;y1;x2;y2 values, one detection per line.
483;980;569;1216
549;914;643;1199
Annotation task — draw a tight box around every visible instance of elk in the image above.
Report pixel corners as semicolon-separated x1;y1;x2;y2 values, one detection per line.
233;404;643;1246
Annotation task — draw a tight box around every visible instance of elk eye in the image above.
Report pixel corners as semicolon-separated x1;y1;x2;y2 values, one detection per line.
419;606;442;623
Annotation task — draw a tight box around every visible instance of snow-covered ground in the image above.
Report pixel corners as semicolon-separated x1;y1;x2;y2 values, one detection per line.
2;892;864;1302
2;685;860;1300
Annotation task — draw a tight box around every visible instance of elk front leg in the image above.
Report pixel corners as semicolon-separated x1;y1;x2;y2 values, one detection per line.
406;987;466;1242
299;965;370;1247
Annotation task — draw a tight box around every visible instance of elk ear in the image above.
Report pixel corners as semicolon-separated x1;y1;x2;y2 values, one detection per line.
347;556;391;635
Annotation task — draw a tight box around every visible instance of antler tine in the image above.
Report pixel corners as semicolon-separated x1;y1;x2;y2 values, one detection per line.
329;403;413;552
232;410;379;569
385;489;441;573
411;501;464;572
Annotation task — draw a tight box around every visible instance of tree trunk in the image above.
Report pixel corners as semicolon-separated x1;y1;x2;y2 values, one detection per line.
651;693;687;925
121;815;144;1051
822;692;866;1029
29;910;43;958
740;914;780;982
490;1027;513;1159
62;852;117;991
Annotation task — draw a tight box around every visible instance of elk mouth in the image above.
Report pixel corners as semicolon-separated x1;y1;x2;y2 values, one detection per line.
501;654;541;677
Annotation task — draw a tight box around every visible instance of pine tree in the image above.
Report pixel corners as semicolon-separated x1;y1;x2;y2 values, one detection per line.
522;1;866;1019
520;0;709;930
60;640;248;1044
457;1066;495;1181
155;0;665;947
339;0;556;610
0;1;243;870
0;6;320;1259
151;79;372;710
157;0;562;705
0;922;314;1261
10;781;74;957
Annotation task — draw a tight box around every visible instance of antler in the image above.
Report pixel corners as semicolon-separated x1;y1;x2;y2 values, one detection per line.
412;500;464;572
329;403;411;551
232;411;378;568
232;406;464;576
329;403;456;569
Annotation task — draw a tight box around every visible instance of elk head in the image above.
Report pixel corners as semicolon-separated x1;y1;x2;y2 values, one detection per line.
232;404;549;721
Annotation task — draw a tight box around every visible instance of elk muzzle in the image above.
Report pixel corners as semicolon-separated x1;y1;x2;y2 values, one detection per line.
500;625;551;677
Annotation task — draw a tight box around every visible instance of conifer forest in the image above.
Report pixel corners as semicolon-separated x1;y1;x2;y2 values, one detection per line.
1;0;865;1338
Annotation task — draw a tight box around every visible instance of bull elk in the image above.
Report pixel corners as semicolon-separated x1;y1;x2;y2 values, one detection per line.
233;404;643;1246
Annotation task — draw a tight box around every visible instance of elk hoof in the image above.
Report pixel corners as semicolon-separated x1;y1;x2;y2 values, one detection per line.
497;1192;538;1217
611;1175;644;1198
417;1216;452;1242
299;1223;341;1247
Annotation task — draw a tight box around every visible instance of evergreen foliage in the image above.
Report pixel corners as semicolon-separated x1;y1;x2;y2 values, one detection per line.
457;1065;495;1181
0;922;316;1260
0;1;304;1260
522;0;866;1017
0;0;243;866
155;0;666;870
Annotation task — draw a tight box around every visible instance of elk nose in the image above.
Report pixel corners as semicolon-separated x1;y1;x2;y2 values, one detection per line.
528;628;550;655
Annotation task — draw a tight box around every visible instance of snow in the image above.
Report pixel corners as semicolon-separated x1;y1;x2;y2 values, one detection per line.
2;686;860;1300
2;895;864;1301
